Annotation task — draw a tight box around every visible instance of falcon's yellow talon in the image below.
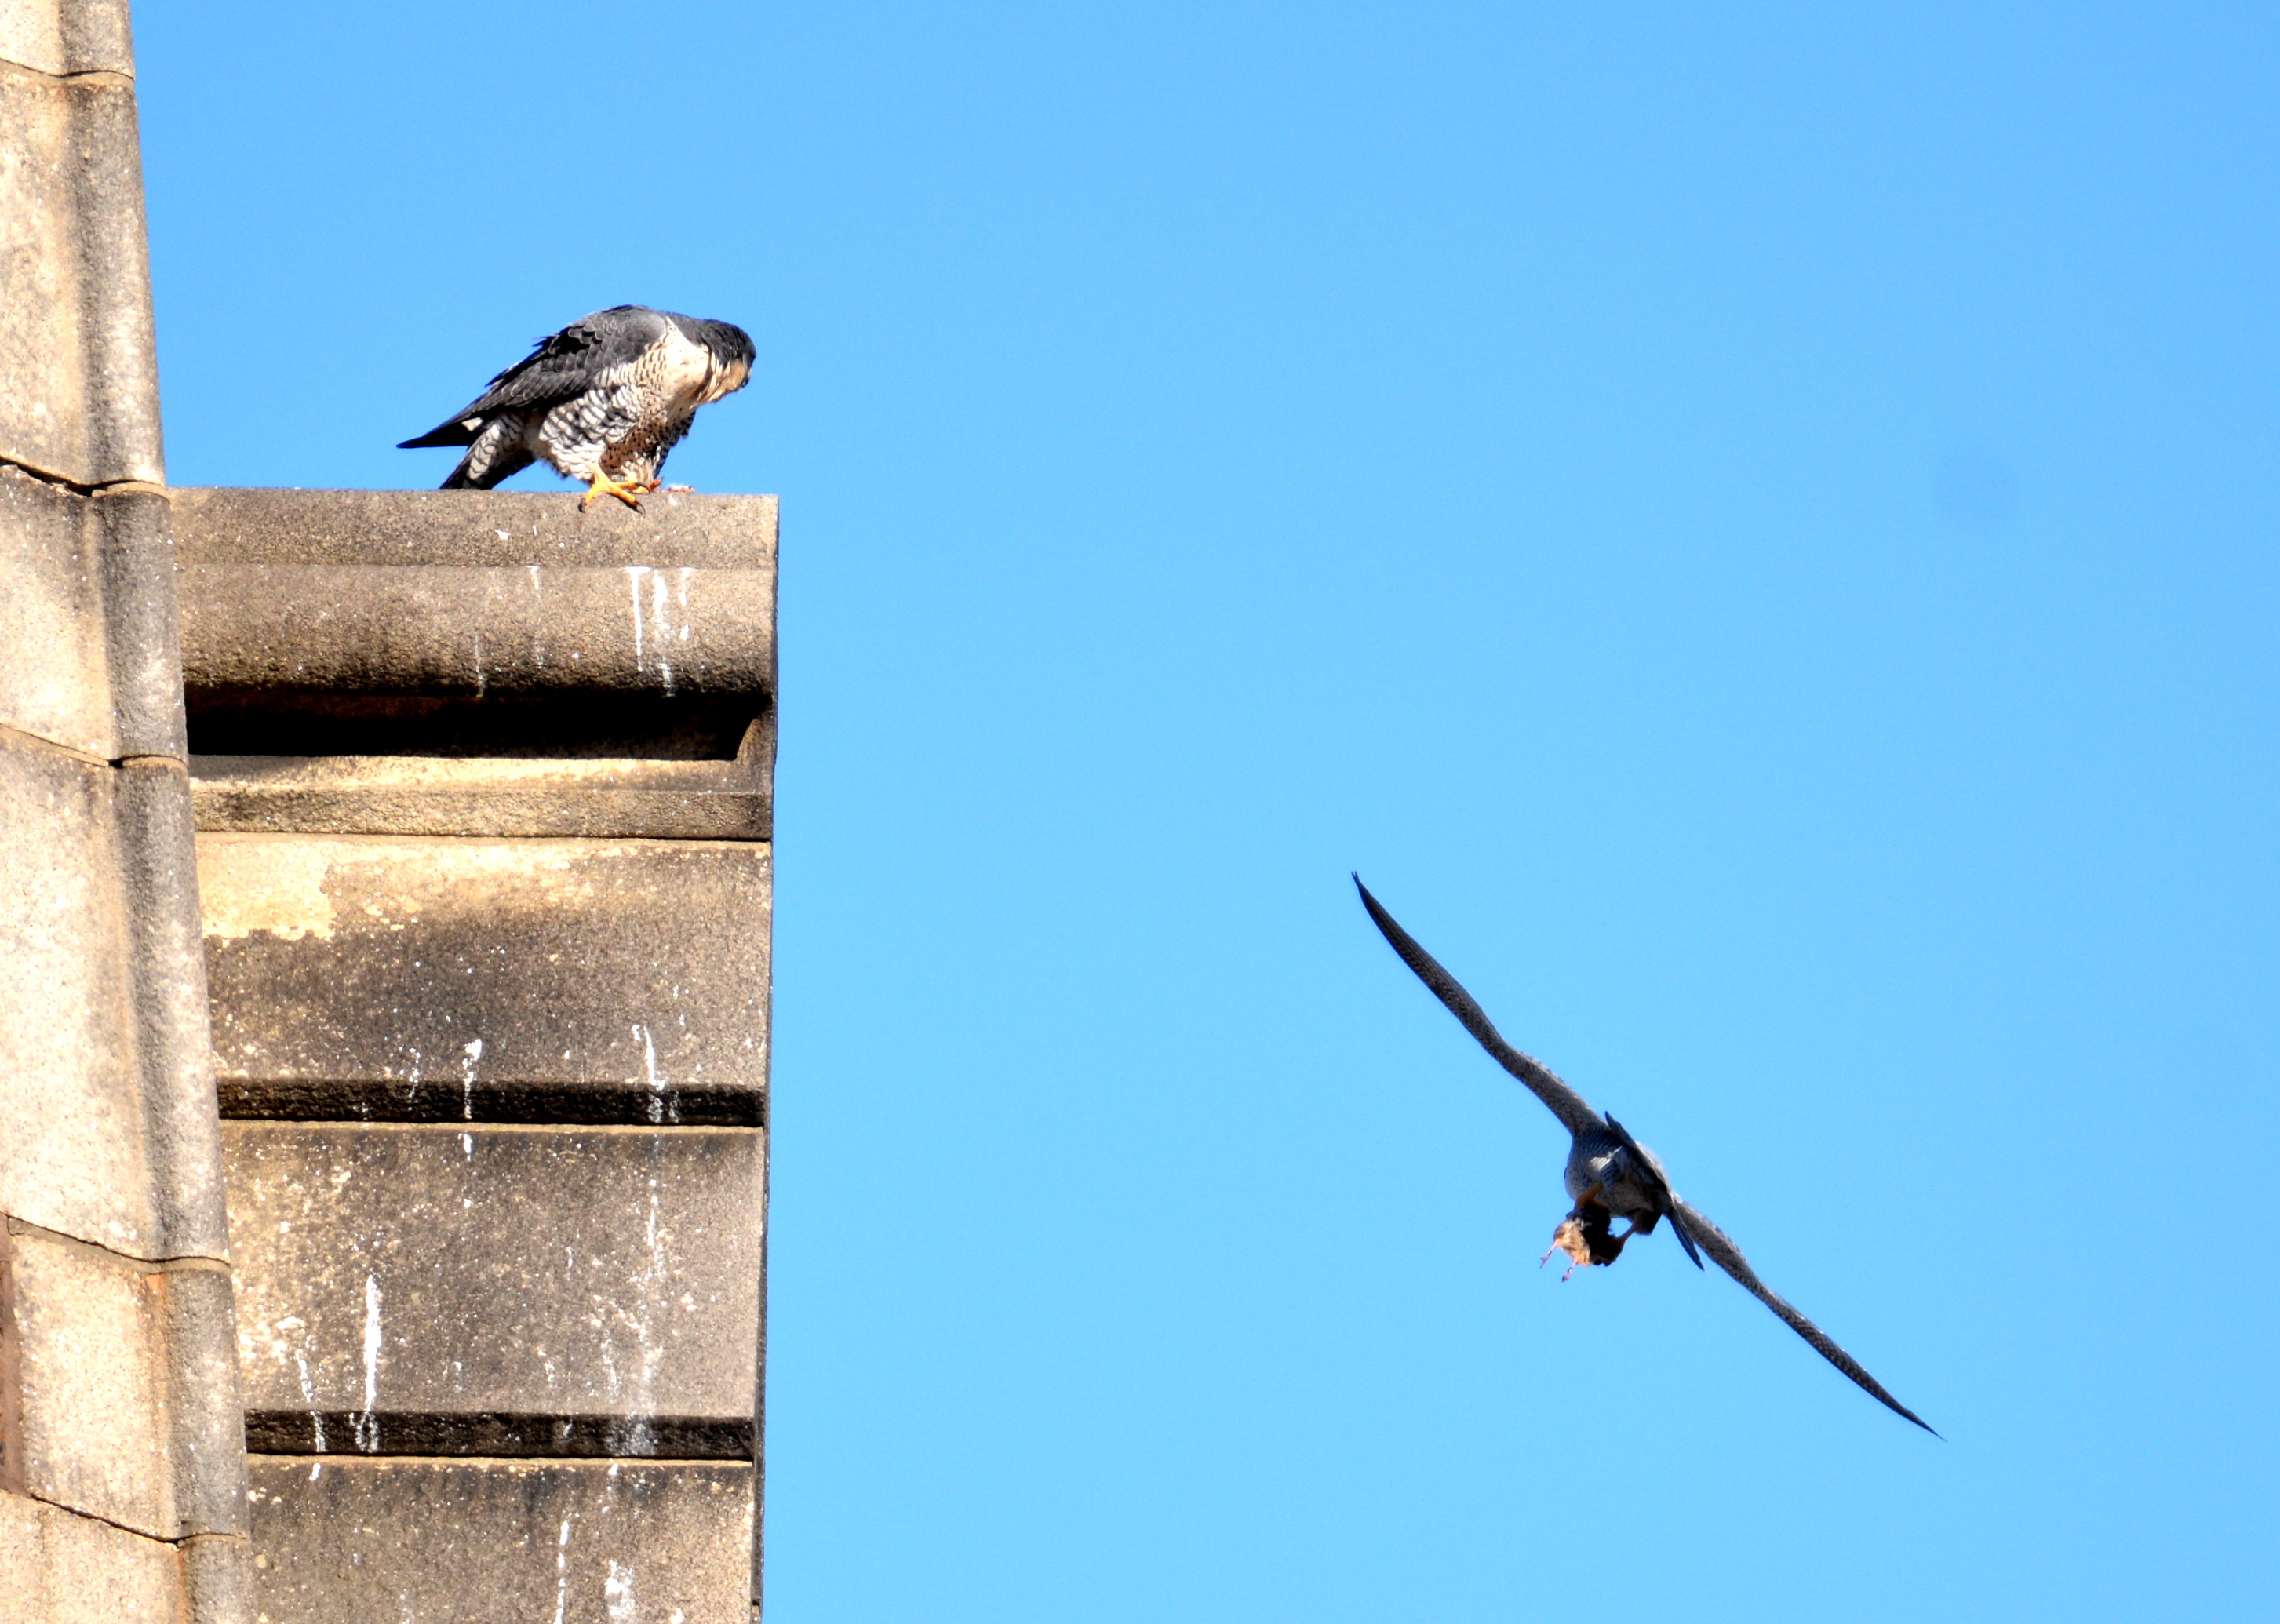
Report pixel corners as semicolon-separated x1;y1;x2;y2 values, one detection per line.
579;473;644;511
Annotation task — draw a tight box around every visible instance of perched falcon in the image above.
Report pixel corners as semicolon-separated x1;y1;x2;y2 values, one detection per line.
1354;876;1936;1434
399;306;754;509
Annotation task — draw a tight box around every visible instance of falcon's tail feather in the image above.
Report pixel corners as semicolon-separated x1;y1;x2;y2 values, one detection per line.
430;415;533;490
440;444;534;490
398;416;483;449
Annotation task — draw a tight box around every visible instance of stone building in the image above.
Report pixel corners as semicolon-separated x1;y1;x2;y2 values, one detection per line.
1;5;775;1619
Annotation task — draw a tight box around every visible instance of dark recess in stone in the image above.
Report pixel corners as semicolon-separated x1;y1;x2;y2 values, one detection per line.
246;1411;755;1459
217;1079;766;1128
186;689;767;760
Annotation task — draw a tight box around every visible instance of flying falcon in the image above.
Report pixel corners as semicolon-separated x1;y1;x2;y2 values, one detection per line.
1353;876;1936;1434
399;305;755;509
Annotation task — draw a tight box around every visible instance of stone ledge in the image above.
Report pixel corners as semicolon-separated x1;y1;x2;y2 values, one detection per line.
173;486;778;829
180;563;774;703
169;486;778;569
190;750;772;843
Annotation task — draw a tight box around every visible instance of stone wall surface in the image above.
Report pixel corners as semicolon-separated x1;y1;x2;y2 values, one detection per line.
200;835;771;1121
0;1487;189;1623
246;1458;756;1624
1;3;253;1616
228;1123;763;1448
5;9;776;1611
0;47;162;486
184;487;776;1622
0;0;135;77
7;1222;242;1538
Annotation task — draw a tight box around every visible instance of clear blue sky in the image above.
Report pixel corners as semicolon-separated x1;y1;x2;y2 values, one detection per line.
139;5;2277;1619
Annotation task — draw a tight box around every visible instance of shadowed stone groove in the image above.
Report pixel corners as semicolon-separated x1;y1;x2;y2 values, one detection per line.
244;1411;753;1459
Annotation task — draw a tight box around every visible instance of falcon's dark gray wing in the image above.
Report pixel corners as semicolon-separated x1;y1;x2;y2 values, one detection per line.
399;306;668;447
1603;1114;1704;1269
1670;1197;1936;1435
1353;876;1606;1141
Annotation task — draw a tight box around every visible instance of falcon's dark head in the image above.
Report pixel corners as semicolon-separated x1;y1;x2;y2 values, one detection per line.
674;315;756;403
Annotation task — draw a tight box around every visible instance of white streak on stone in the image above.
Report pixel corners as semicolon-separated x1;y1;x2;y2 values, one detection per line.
634;1021;676;1123
650;569;677;694
282;1315;326;1453
605;1560;638;1624
594;1182;671;1457
552;1515;574;1624
355;1273;383;1452
461;1036;484;1120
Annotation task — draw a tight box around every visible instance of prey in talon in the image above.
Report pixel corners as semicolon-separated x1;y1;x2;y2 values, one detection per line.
400;305;753;510
1541;1198;1626;1281
1353;874;1937;1434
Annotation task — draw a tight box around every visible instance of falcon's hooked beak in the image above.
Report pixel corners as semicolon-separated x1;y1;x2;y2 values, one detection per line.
701;355;753;405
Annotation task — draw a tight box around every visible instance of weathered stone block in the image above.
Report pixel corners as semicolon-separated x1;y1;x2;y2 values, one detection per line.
0;1489;187;1624
0;730;155;1249
115;755;233;1256
0;472;188;759
246;1457;753;1623
0;58;162;486
0;0;137;78
180;1533;256;1624
6;1223;246;1539
201;836;770;1123
96;486;191;759
227;1123;763;1451
0;734;229;1259
0;464;111;753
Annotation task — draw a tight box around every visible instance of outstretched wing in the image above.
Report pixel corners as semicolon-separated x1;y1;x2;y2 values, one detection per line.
1353;875;1605;1140
1670;1198;1937;1435
399;307;668;447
